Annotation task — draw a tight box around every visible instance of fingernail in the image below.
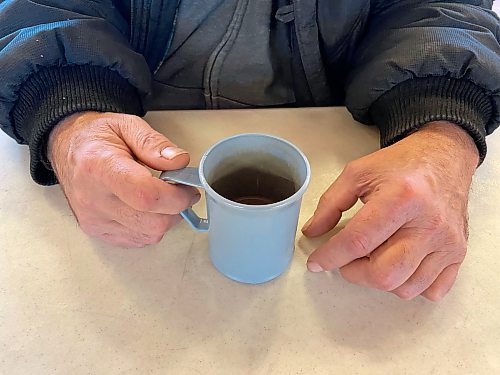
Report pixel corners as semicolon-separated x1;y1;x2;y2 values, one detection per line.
302;216;314;232
307;261;324;273
161;147;188;160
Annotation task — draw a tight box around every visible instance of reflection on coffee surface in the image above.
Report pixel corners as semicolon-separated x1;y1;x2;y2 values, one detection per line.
210;167;296;205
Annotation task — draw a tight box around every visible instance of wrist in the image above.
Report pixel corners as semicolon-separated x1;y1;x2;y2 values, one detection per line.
409;121;480;176
417;121;479;169
47;111;97;165
12;66;144;185
369;77;490;165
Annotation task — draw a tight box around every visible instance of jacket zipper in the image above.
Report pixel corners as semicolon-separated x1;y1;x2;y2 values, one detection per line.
203;0;249;109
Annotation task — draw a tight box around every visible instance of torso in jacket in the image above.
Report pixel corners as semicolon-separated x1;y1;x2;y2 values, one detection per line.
127;0;369;111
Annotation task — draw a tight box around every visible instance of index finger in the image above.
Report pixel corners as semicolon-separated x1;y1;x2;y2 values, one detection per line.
307;191;416;270
101;153;199;214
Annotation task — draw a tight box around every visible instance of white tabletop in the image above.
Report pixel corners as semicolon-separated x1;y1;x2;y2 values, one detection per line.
1;107;499;374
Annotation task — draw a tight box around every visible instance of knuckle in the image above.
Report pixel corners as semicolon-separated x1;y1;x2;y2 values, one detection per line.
115;113;140;128
77;151;96;170
136;132;163;151
448;229;468;252
131;188;160;212
461;214;470;240
169;193;192;214
116;205;138;222
398;175;454;216
343;160;360;179
346;230;371;257
146;233;165;245
446;227;461;243
456;245;467;262
132;240;148;249
424;289;446;302
131;232;163;246
168;200;186;215
399;176;418;196
384;199;409;223
148;217;171;237
370;268;398;291
318;193;331;208
101;151;123;172
74;148;101;177
72;191;96;211
338;266;349;280
395;176;422;204
92;115;113;127
394;287;418;301
373;276;397;292
393;175;436;214
75;148;116;181
124;233;148;248
79;220;99;237
450;240;467;263
426;213;447;233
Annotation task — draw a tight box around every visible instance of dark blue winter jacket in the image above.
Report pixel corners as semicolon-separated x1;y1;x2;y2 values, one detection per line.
0;0;499;184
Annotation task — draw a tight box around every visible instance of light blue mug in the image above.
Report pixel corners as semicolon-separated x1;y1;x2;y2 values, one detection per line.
160;133;310;284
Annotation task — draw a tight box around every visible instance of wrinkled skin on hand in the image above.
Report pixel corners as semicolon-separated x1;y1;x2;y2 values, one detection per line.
48;112;200;248
303;121;479;301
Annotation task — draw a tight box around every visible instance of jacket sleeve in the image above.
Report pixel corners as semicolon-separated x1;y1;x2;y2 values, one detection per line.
0;0;152;185
344;0;500;163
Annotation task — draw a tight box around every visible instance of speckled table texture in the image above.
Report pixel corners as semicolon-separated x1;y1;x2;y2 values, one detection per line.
1;108;499;374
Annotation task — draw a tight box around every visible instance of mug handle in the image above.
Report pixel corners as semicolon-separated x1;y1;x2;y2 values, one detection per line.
159;167;209;232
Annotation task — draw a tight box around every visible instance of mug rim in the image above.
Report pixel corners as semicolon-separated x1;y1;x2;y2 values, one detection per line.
198;133;311;210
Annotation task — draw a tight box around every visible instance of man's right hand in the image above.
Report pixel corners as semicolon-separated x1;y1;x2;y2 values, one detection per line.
48;112;200;248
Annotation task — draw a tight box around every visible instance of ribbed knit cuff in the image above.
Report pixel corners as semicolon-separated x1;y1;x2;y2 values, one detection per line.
370;77;492;164
12;65;145;185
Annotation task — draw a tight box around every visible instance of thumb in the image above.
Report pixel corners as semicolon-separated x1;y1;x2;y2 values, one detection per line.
118;115;190;171
302;167;359;237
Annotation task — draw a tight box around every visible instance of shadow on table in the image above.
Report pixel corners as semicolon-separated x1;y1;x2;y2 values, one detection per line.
89;226;284;367
296;223;345;257
297;230;447;359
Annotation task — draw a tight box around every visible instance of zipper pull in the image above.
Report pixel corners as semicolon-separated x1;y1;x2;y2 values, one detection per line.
275;4;295;23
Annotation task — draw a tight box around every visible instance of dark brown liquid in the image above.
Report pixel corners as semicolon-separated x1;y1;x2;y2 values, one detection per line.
210;167;296;205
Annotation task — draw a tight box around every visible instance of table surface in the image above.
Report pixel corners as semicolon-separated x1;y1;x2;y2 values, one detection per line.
1;107;499;374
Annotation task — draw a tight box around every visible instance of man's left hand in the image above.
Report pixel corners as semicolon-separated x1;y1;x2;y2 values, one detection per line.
303;121;479;301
